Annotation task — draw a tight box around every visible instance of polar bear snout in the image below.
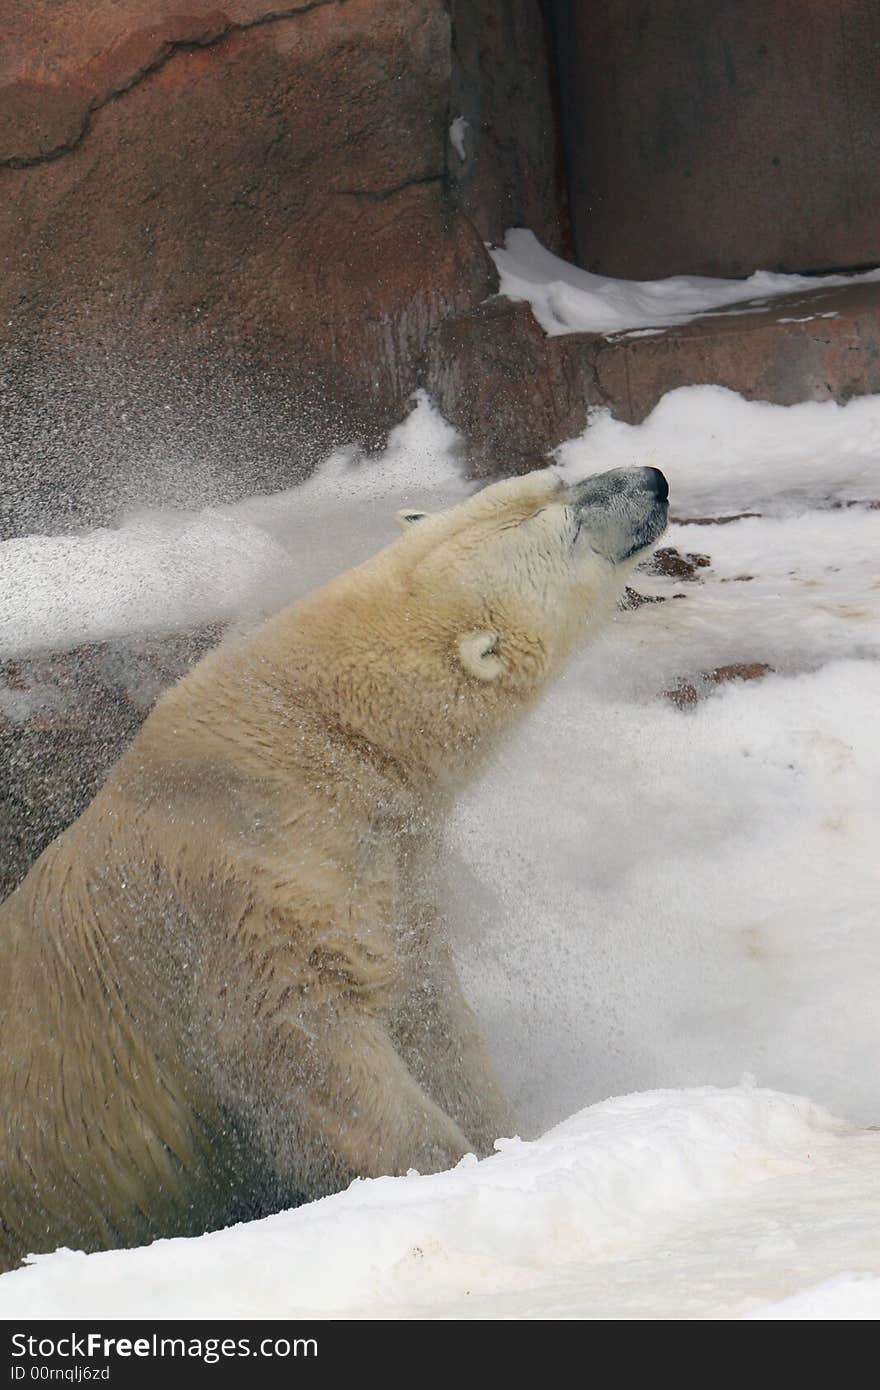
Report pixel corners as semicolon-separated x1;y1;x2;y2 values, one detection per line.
568;465;669;564
571;464;668;504
641;466;669;502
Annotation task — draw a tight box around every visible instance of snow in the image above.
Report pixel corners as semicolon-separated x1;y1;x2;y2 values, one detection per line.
489;228;880;336
2;386;880;1318
448;116;469;162
3;1084;879;1321
776;312;839;324
747;1274;880;1321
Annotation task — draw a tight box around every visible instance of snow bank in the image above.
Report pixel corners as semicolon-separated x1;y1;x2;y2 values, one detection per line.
489;229;880;336
555;384;880;514
454;659;880;1134
3;384;878;661
1;1084;868;1321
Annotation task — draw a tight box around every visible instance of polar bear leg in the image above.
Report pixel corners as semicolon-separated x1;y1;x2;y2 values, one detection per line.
392;944;512;1158
207;993;472;1187
301;1013;475;1179
193;881;475;1187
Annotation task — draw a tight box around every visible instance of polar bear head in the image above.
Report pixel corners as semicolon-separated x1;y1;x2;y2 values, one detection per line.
392;465;668;690
257;464;667;796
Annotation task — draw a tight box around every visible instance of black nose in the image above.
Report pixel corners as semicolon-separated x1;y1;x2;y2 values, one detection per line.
643;466;669;502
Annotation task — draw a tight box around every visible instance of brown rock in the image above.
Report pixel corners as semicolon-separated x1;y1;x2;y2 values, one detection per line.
673;513;763;526
619;588;689;610
619;588;669;610
592;279;880;424
708;662;773;685
664;661;773;708
0;0;496;535
664;680;701;709
425;298;592;474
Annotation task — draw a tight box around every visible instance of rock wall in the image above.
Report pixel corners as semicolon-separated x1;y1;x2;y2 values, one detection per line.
549;0;880;278
0;0;504;534
448;0;568;255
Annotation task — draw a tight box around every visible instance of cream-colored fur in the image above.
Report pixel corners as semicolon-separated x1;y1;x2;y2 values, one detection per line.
0;466;666;1270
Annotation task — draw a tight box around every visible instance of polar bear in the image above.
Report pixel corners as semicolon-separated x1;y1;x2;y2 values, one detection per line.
0;464;667;1270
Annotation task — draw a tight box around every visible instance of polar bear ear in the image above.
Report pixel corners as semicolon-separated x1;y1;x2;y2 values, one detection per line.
457;631;503;681
395;508;430;530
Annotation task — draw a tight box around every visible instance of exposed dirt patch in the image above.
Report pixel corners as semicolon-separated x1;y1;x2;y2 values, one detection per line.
642;546;712;581
620;587;688;610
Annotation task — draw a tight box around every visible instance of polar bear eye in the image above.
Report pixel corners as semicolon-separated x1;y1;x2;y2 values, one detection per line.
395;508;429;530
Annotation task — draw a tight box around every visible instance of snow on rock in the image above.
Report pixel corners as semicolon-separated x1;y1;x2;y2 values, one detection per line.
0;1084;870;1321
449;115;469;161
489;228;880;337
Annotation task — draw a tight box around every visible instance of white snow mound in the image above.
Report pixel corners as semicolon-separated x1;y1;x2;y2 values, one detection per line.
0;1084;868;1321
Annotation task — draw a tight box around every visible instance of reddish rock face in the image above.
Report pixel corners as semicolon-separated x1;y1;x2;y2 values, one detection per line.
0;0;495;533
